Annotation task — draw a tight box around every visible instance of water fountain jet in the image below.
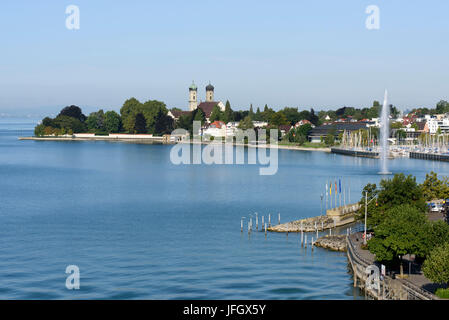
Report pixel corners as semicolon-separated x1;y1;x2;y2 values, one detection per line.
378;89;392;175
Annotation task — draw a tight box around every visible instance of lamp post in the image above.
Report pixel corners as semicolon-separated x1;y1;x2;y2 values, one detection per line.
364;192;378;245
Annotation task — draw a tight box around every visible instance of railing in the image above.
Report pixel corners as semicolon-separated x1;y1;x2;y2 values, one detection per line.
346;233;436;300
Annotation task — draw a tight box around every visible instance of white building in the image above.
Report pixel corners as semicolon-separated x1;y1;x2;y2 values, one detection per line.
203;121;227;138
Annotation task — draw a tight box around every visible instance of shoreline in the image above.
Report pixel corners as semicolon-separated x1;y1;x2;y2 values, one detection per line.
19;136;332;153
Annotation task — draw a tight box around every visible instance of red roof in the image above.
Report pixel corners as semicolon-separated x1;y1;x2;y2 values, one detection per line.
198;102;219;118
209;120;225;129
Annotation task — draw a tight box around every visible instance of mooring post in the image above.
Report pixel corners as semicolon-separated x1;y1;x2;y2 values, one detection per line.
262;215;264;228
268;214;271;227
305;234;307;248
241;218;243;232
329;228;332;236
264;223;267;236
311;237;314;251
250;217;252;231
321;221;324;231
278;213;280;225
255;213;258;230
316;229;318;239
301;228;304;247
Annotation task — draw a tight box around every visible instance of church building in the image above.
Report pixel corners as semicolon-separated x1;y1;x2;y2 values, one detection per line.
189;81;225;121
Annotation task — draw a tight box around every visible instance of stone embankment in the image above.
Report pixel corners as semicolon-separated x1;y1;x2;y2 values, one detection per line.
268;215;336;233
314;235;347;252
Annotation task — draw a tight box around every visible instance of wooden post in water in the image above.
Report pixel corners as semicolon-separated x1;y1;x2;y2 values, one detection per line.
255;213;258;230
268;214;271;227
301;227;304;247
262;216;264;228
321;221;324;231
316;229;319;239
305;234;307;248
241;219;243;232
278;213;280;225
264;223;267;236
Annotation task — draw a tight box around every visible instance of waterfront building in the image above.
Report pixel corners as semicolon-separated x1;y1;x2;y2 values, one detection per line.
203;120;227;138
187;81;226;121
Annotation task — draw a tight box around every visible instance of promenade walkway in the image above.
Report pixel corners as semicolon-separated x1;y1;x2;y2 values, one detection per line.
349;232;440;299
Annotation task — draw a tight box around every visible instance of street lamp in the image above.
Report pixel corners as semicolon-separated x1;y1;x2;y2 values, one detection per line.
364;192;378;245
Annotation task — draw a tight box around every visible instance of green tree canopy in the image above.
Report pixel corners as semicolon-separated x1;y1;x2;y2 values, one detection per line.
104;110;122;133
223;100;234;123
57;105;86;122
209;105;223;123
134;113;147;134
421;171;449;201
422;242;449;286
270;111;289;126
361;173;426;227
238;116;254;130
367;204;429;262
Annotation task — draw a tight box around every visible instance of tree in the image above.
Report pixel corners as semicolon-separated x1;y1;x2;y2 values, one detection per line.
296;123;312;137
249;104;255;119
421;171;449;201
86;109;105;133
363;173;426;227
193;108;206;126
54;115;87;133
104;110;122;133
223;100;234;123
209;105;223;123
422;242;449;286
134;113;147;133
367;204;428;262
238;116;254;130
324;134;335;146
270;111;288;126
282;107;301;125
436;100;449;114
308;108;319;126
58;105;86;122
419;221;449;258
121;98;143;133
153;108;174;135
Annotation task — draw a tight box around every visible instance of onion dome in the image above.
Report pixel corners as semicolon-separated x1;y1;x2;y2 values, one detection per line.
206;83;214;91
189;81;197;91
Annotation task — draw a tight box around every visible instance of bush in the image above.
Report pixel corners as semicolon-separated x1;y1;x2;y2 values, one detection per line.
435;288;449;299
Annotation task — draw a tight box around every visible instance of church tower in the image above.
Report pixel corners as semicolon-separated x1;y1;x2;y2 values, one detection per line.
206;82;214;102
189;81;198;111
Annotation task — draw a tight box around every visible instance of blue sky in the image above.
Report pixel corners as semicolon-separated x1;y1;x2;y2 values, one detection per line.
1;0;449;116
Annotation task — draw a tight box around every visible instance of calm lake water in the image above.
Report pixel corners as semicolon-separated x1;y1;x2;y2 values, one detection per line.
2;118;449;299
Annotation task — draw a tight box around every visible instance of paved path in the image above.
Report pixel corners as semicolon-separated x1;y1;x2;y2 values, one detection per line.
349;232;441;299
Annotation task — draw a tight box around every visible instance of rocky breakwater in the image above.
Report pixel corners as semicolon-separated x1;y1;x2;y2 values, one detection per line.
268;215;335;233
314;235;347;252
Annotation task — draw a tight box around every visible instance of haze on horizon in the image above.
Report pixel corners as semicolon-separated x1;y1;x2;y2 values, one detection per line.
1;0;449;117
